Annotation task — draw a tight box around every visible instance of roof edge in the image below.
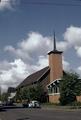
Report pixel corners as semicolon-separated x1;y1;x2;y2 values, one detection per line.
36;67;50;82
48;50;63;55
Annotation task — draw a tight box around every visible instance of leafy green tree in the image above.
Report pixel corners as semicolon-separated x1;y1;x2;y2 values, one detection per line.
21;87;30;100
15;88;22;101
1;92;9;102
16;84;46;103
29;85;45;102
59;72;81;105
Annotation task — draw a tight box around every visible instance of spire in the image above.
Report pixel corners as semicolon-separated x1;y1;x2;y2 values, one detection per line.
53;32;56;51
48;31;63;55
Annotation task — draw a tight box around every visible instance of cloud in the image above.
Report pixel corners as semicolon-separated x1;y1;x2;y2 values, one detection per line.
0;60;11;71
4;32;52;64
63;26;81;57
76;66;81;77
57;41;68;51
0;0;18;10
77;66;81;72
4;32;68;62
64;26;81;47
63;58;70;71
31;56;48;71
75;47;81;57
4;45;15;52
17;32;52;56
0;56;48;92
0;59;29;92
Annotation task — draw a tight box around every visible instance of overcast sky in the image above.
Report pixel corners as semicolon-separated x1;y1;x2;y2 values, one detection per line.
0;0;81;92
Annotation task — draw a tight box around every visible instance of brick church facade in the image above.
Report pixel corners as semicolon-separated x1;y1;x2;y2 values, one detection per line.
18;33;81;103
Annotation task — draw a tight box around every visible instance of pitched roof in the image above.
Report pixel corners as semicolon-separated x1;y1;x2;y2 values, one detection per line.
17;66;50;88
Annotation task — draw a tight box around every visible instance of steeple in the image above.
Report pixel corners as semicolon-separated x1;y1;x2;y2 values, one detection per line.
48;32;62;55
53;32;56;51
48;32;63;83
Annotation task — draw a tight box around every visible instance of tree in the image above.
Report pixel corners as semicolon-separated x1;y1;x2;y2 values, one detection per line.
1;92;9;102
21;87;30;100
16;84;46;103
15;88;22;102
29;85;45;102
59;72;81;105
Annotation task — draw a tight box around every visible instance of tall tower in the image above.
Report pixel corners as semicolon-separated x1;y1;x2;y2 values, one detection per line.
48;33;63;83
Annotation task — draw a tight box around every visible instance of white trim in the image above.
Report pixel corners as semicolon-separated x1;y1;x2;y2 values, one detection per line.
48;93;60;96
47;78;61;88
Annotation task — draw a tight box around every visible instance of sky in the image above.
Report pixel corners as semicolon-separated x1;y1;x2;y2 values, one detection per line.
0;0;81;92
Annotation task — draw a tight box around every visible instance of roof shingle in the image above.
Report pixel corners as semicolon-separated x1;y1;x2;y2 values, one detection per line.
17;66;50;88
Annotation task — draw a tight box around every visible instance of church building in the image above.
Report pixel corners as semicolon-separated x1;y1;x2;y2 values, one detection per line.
18;33;65;103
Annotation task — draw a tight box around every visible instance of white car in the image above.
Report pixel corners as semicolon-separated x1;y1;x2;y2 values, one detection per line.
28;100;40;108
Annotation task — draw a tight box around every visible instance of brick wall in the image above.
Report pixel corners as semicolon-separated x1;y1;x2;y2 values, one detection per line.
76;96;81;102
49;94;60;103
49;53;63;83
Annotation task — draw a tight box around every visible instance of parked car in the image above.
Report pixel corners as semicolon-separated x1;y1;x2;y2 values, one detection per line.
28;100;40;108
0;101;3;110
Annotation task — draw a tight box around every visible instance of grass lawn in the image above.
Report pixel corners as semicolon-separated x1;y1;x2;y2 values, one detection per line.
41;102;81;110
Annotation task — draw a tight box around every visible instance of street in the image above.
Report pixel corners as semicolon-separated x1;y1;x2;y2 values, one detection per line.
0;107;81;120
